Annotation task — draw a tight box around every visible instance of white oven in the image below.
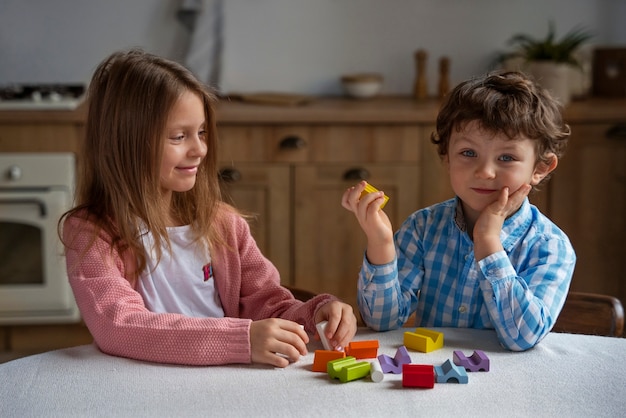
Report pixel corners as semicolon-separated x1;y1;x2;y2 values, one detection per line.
0;153;79;324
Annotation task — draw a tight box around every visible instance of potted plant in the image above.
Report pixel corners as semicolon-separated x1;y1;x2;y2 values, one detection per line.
498;21;593;104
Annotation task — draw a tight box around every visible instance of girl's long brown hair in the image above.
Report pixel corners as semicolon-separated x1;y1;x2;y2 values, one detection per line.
60;49;228;281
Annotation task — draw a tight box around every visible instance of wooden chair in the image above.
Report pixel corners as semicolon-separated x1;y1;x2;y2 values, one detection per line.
283;285;317;302
553;291;624;337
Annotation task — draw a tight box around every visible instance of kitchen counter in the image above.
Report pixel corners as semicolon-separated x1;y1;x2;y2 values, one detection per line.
1;97;624;125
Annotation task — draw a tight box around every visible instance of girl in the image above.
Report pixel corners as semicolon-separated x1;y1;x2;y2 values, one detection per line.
60;49;356;367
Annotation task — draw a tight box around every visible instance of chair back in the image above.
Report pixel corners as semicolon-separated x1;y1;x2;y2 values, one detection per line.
553;291;624;337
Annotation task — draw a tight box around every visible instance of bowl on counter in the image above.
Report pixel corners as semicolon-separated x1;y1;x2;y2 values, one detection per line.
340;73;383;99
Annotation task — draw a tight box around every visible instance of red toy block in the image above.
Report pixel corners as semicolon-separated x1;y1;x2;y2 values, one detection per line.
345;340;379;359
402;364;435;389
312;350;346;372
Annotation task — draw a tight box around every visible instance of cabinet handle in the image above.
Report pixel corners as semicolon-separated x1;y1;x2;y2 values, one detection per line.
343;168;371;181
279;135;307;150
605;124;626;140
218;168;242;183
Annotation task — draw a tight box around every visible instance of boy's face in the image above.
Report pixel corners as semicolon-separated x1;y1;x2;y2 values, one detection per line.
445;120;554;221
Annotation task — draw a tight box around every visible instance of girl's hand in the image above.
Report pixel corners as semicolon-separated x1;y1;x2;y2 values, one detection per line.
249;318;309;368
314;301;358;351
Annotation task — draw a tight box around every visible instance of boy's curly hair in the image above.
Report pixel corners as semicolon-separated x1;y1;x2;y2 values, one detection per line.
431;71;570;185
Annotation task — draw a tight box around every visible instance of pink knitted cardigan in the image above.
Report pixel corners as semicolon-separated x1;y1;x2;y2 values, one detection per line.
63;208;335;366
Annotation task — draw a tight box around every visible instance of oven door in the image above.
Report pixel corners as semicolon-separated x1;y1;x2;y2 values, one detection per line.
0;188;79;323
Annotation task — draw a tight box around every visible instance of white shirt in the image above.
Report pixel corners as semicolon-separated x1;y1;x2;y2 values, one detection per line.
136;225;224;318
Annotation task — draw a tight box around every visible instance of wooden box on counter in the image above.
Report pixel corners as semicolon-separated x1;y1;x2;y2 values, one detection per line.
1;97;625;355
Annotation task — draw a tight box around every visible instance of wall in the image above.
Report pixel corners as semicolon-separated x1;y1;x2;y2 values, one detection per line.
0;0;625;96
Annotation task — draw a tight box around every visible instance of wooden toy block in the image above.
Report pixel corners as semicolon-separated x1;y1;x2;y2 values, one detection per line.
312;350;346;372
359;182;389;209
403;328;444;353
453;350;490;372
369;360;384;383
327;356;371;383
316;321;333;351
378;345;411;374
402;364;435;389
434;359;468;384
345;340;379;359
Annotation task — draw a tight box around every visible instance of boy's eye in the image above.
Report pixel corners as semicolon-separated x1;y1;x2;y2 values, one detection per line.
461;150;476;157
499;154;515;162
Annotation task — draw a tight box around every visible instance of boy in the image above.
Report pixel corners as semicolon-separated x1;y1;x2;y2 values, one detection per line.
341;71;576;351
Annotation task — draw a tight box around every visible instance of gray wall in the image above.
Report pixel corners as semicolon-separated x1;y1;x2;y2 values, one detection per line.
1;0;625;95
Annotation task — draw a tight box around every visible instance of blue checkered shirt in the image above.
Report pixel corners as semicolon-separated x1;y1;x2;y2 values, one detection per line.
357;197;576;351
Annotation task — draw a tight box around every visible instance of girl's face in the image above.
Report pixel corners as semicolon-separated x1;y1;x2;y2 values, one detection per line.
445;120;552;224
160;91;207;201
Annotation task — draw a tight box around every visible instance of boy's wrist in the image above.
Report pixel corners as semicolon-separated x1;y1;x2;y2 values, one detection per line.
365;242;395;265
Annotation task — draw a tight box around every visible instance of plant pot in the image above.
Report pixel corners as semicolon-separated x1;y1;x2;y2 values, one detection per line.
525;61;572;105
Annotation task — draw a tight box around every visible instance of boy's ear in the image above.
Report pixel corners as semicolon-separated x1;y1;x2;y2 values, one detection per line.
531;153;558;185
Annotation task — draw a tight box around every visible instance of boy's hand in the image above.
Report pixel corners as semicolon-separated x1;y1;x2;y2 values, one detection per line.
250;318;309;368
473;184;531;261
341;181;395;264
314;301;357;352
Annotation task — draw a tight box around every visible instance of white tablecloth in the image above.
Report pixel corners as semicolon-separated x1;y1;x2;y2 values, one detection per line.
1;327;625;417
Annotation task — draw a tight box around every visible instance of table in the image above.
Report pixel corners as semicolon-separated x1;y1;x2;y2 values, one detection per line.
1;328;625;417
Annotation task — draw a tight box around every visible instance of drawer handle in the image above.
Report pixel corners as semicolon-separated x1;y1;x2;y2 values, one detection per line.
218;168;242;183
343;168;370;181
606;124;626;140
279;135;307;150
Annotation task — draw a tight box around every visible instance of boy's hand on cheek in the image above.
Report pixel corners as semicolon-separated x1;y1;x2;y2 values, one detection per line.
473;184;531;260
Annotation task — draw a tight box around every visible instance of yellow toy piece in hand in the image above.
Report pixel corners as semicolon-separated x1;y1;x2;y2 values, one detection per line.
359;182;389;209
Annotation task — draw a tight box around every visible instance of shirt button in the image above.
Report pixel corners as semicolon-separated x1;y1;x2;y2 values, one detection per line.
459;306;467;313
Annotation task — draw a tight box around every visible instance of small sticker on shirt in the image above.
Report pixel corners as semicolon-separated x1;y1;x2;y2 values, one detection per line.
202;263;213;282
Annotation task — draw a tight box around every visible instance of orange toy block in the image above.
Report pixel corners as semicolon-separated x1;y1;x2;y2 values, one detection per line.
312;350;346;372
345;340;380;359
403;328;444;353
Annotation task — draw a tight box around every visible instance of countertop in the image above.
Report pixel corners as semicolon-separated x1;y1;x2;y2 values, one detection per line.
1;96;624;125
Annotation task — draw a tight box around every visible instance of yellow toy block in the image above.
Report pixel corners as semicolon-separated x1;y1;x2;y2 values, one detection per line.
359;182;389;209
403;328;444;353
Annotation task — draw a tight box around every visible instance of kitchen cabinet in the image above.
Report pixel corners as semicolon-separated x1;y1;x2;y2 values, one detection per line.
216;99;441;319
547;121;626;306
0;97;625;353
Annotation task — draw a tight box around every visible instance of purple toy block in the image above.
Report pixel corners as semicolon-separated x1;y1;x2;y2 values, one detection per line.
453;350;490;372
377;346;412;374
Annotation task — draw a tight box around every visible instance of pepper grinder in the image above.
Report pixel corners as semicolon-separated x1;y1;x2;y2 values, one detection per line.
438;56;450;98
413;49;428;100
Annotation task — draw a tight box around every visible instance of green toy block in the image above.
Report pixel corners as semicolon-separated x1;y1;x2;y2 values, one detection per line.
403;327;444;353
327;356;371;383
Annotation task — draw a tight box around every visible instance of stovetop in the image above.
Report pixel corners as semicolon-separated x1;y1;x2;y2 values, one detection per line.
0;84;85;110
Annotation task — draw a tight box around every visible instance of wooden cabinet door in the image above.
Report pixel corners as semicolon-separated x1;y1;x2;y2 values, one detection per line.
218;163;292;285
293;164;419;320
549;123;626;306
0;123;82;153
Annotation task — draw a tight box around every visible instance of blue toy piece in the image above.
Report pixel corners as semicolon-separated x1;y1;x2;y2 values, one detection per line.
434;359;468;383
453;350;490;372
